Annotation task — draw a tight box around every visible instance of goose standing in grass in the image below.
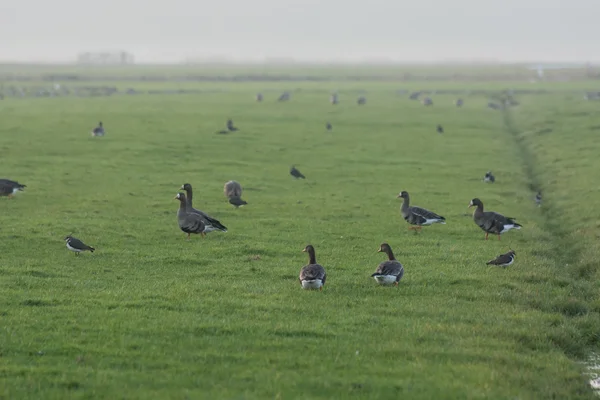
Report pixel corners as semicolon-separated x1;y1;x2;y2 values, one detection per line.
174;192;206;239
91;121;105;137
437;124;444;134
486;250;516;267
469;198;522;240
372;243;404;286
398;191;446;232
484;171;495;183
180;183;227;234
290;166;306;179
64;235;95;255
0;179;26;198
535;191;542;207
299;245;326;290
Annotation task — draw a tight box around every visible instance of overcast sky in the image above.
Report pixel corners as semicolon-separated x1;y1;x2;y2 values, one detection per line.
0;0;597;63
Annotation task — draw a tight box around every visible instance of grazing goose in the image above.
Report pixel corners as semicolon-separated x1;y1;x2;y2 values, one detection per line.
326;122;332;131
223;180;243;199
64;235;95;255
91;121;105;137
437;124;444;134
290;166;306;179
469;198;522;240
228;196;248;208
180;183;227;234
299;245;327;290
175;192;206;239
484;171;495;183
398;191;445;232
0;179;26;198
486;250;516;267
372;243;404;286
535;191;542;207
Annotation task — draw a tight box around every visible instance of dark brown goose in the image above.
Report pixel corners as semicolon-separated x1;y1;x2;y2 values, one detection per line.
372;243;404;286
486;250;516;267
398;191;445;232
0;179;26;198
469;198;522;240
175;192;206;239
299;245;326;290
180;183;227;234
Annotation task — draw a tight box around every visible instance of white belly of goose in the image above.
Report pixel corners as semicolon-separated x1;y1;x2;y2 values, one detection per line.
422;218;445;226
66;243;83;252
500;224;521;233
373;275;398;285
301;279;323;290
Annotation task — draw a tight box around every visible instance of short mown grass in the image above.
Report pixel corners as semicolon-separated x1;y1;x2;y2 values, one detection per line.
1;73;598;399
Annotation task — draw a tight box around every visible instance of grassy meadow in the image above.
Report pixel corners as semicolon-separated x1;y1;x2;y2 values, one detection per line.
1;66;599;399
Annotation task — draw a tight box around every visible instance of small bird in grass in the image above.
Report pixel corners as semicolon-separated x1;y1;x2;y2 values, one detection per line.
437;124;444;134
290;165;306;179
483;171;495;183
228;196;248;208
91;121;105;137
535;191;542;206
486;250;516;267
372;243;404;287
64;235;95;255
299;245;327;290
217;119;238;134
0;179;26;198
326;122;332;131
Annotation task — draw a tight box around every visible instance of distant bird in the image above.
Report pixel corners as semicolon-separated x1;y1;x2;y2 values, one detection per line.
228;197;248;208
278;92;290;102
372;243;404;286
290;166;306;179
91;121;105;137
64;235;95;255
180;183;228;234
409;91;421;100
299;245;327;290
486;250;516;267
422;97;433;106
216;119;238;134
223;180;243;199
484;171;495;183
488;102;501;110
437;124;444;134
398;191;446;232
0;179;26;198
469;198;522;240
255;93;263;102
174;192;206;239
455;98;464;107
535;191;542;207
330;93;339;105
357;96;366;105
326;122;332;131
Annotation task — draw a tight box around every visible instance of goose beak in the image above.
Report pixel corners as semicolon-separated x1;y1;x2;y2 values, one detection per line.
302;249;306;252
468;201;473;208
377;247;382;253
174;196;178;200
179;186;185;190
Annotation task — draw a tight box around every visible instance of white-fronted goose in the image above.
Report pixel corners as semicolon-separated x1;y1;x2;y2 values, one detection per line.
64;235;95;255
299;245;326;290
484;171;495;183
174;192;206;239
372;243;404;286
180;183;227;234
486;250;516;267
469;198;522;240
0;179;26;198
398;191;445;232
91;121;105;137
290;166;305;179
223;180;243;199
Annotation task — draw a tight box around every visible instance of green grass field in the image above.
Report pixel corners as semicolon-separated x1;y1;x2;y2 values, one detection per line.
1;67;599;399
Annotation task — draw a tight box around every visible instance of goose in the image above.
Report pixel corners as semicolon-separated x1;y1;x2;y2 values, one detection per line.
64;235;95;255
468;198;521;240
299;245;326;290
91;121;105;137
290;166;306;179
484;171;495;183
0;179;26;198
372;243;404;286
223;180;243;199
486;250;516;267
174;192;206;239
398;191;445;232
330;93;339;105
180;183;227;234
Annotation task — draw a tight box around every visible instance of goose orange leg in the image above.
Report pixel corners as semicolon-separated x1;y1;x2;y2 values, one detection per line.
497;234;501;241
485;232;489;240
